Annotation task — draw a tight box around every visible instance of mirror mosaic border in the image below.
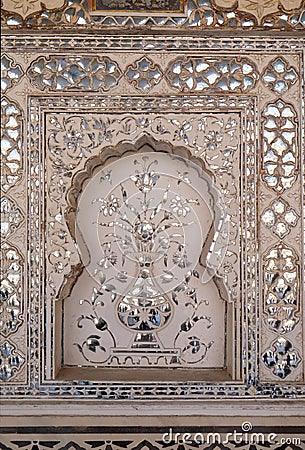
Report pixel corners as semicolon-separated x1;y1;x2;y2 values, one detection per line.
0;34;304;403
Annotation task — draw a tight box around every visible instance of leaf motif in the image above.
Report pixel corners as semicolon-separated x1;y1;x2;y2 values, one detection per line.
116;271;128;282
186;288;196;295
161;271;174;283
159;237;169;249
121;184;127;203
180;319;192;332
185;302;194;308
172;291;178;305
175;284;187;293
94;271;106;285
185;271;192;283
86;337;100;352
189;339;200;354
169;233;183;239
77;315;85;328
74;343;83;353
88;334;101;339
94;317;107;331
92;287;101;302
102;284;116;292
150;201;162;219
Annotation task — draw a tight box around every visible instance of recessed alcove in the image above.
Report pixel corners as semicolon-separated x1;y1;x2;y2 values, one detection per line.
50;137;240;383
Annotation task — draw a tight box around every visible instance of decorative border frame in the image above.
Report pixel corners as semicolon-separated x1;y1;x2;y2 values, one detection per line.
1;36;304;404
1;94;256;399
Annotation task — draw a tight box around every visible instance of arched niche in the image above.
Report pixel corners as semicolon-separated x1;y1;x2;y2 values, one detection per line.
54;136;238;381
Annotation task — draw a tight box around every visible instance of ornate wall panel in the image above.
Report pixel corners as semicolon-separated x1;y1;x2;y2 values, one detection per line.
1;38;304;400
1;0;305;440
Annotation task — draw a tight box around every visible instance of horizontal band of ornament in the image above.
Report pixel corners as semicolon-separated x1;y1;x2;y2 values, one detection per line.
1;0;305;29
27;56;122;92
27;54;259;94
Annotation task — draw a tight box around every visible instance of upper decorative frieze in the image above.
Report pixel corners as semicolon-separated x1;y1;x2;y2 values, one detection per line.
166;56;258;93
1;0;304;29
27;56;122;92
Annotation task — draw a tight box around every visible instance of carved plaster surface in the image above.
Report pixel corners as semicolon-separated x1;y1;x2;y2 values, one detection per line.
1;0;304;28
2;0;65;19
0;38;304;399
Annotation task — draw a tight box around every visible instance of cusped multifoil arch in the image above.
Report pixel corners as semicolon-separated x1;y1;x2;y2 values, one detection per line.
63;135;229;305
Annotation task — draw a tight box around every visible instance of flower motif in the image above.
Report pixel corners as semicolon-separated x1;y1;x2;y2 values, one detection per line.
0;341;25;381
170;195;199;217
1;55;24;93
2;0;65;19
263;337;301;379
261;198;299;238
262;100;297;192
172;251;191;268
27;56;121;91
64;128;84;151
11;0;39;15
55;117;92;159
170;196;190;217
130;171;159;194
1;97;23;192
94;194;120;216
262;57;298;95
125;56;162;92
213;0;303;20
0;196;24;238
98;251;118;269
